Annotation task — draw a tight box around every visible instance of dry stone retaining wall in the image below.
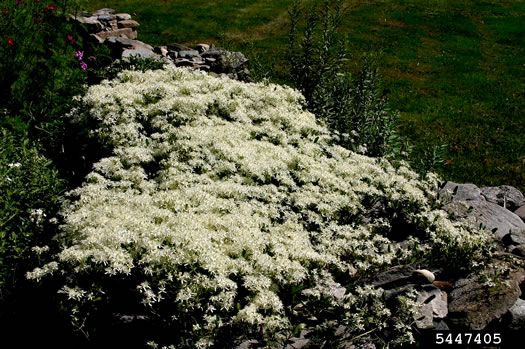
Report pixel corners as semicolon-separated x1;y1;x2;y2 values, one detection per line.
72;8;252;81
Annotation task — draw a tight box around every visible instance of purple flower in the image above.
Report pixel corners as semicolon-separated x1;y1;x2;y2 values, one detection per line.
80;61;88;70
67;34;73;42
74;50;83;60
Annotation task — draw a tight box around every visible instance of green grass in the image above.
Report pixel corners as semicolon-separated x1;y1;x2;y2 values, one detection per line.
84;0;525;193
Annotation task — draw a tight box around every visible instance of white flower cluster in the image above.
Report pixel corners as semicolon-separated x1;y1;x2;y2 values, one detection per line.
29;66;493;344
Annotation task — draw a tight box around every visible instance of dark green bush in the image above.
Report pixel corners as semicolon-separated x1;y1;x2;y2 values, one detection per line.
0;0;87;153
0;126;64;299
287;0;398;158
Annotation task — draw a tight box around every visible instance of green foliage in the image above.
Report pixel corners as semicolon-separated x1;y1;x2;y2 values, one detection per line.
0;0;87;153
89;54;168;85
287;0;398;158
0;126;64;299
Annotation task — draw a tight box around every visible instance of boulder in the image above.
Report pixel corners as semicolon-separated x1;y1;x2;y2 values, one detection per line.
508;298;525;331
481;185;525;211
444;200;525;241
447;269;523;330
438;181;484;203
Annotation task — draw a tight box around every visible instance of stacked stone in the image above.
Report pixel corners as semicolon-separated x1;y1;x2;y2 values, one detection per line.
71;8;251;81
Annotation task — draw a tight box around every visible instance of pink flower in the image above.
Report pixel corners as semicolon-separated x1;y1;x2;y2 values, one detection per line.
16;0;25;5
67;34;73;42
80;62;87;70
74;50;83;60
8;38;14;46
48;4;56;11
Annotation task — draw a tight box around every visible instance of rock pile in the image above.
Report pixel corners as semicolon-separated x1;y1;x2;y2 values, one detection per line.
71;8;252;81
439;181;525;251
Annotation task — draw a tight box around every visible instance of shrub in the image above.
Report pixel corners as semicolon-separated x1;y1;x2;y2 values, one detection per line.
28;66;494;347
0;126;64;299
0;0;87;152
287;0;398;158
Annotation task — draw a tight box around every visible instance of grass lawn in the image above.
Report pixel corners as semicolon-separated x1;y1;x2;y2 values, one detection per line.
85;0;525;192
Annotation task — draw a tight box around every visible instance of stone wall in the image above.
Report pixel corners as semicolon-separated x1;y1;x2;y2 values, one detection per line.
72;8;252;81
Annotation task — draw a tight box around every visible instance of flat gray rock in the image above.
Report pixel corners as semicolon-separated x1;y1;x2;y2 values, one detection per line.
438;181;485;203
444;200;525;240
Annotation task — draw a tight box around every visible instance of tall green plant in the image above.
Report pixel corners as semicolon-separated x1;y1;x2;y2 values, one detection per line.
0;126;64;299
0;0;87;150
287;0;398;158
